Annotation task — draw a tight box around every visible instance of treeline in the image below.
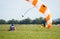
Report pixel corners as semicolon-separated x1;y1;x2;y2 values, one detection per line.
0;17;60;24
53;18;60;24
0;17;46;24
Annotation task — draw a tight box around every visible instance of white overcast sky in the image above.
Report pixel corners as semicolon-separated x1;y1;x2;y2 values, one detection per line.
0;0;60;20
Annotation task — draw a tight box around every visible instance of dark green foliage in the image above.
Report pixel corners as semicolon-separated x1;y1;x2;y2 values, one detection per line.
0;17;60;24
0;19;6;24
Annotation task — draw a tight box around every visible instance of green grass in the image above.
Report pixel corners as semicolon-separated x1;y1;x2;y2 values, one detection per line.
0;24;60;39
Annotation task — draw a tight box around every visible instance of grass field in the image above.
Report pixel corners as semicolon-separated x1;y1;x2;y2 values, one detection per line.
0;24;60;39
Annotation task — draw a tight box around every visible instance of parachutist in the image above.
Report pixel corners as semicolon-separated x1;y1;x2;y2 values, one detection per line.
8;23;16;31
43;23;46;27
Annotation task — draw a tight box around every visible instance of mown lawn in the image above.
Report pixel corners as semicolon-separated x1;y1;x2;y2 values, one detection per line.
0;24;60;39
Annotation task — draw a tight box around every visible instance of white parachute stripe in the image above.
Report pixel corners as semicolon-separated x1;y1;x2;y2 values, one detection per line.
44;8;50;17
35;1;42;10
47;18;52;25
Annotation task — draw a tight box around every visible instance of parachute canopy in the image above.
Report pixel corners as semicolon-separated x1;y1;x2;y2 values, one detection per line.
26;0;52;29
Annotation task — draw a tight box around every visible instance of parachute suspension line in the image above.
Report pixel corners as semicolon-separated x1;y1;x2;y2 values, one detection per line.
24;7;34;15
22;7;34;17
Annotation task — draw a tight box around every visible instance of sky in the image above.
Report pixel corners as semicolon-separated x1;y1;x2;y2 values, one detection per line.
0;0;60;21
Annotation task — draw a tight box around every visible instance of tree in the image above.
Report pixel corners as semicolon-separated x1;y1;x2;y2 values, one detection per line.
20;18;32;24
32;17;44;24
0;19;6;24
7;19;19;24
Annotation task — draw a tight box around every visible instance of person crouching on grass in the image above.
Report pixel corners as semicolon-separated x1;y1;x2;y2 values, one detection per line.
9;23;16;31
